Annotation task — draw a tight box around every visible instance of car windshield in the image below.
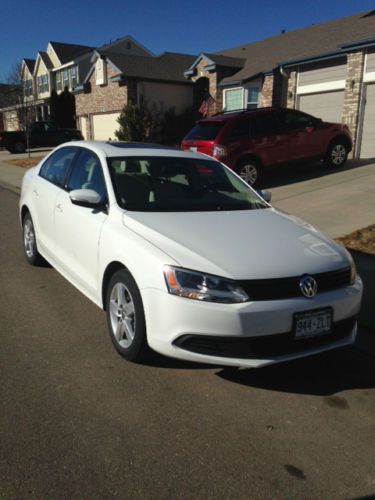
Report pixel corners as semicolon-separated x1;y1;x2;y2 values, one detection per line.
107;156;267;212
184;122;224;141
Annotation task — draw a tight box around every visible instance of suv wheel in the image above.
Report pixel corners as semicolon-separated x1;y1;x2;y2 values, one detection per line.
13;141;26;154
324;141;348;168
236;158;261;187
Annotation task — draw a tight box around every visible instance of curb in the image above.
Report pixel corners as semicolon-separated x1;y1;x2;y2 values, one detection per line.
0;180;21;196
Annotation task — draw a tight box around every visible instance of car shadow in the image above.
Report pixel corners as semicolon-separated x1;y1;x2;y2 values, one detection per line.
259;157;375;190
216;336;375;395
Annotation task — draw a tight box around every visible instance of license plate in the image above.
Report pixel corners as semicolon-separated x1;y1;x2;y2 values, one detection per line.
294;308;332;338
189;146;197;152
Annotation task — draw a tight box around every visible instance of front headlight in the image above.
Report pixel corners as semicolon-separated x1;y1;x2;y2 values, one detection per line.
163;266;249;303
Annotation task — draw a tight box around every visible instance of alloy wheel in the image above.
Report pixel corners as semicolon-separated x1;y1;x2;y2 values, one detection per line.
239;164;258;186
331;144;346;166
109;283;136;349
24;218;36;259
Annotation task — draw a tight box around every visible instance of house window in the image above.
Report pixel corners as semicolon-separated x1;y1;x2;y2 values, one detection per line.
56;71;62;91
247;87;259;109
37;76;43;94
42;74;49;93
63;69;69;89
224;88;244;111
70;66;78;88
24;79;33;96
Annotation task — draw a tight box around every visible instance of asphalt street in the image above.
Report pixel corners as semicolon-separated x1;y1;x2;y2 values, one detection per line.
1;186;375;499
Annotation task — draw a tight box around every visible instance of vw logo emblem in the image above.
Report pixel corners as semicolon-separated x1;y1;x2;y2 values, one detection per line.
299;275;318;298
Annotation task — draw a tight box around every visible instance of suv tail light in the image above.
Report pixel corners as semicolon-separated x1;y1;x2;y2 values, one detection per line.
213;144;227;158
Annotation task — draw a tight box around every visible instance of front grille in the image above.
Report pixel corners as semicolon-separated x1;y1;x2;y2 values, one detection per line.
173;316;356;359
238;267;351;301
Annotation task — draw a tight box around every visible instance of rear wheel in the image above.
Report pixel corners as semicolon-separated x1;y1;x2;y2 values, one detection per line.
235;158;262;187
22;213;44;266
106;269;151;362
324;141;348;168
12;141;26;154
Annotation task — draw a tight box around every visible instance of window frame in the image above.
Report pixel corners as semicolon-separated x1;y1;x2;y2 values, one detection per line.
39;146;79;188
223;87;245;112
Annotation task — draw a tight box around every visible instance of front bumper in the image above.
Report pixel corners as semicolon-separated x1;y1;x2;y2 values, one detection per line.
141;276;362;368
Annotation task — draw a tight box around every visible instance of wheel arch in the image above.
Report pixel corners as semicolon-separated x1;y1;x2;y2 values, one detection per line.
20;204;30;224
101;261;128;310
327;134;352;153
235;154;263;169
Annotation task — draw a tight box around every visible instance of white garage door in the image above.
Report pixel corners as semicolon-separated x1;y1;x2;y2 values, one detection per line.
80;116;88;140
360;84;375;158
298;91;344;123
92;112;120;141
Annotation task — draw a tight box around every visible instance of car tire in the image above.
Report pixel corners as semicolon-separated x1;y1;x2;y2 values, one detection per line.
324;140;348;168
235;158;262;187
13;141;26;154
106;269;151;362
22;212;44;266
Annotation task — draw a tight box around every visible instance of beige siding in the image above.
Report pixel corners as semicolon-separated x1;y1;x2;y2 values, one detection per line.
366;52;375;73
92;112;120;140
46;43;61;67
298;63;347;87
360;84;375;158
298;91;344;122
138;82;193;114
80;116;88;140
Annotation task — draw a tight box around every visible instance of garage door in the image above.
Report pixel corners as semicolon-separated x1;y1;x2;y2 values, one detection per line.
360;84;375;158
92;112;120;141
80;116;88;140
298;91;344;123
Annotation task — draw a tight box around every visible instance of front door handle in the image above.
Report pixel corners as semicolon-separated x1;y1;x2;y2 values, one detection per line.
56;203;63;212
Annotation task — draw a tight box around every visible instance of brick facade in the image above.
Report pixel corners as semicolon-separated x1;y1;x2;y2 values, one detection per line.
75;63;128;139
259;74;274;107
342;50;365;157
286;70;298;108
191;59;223;114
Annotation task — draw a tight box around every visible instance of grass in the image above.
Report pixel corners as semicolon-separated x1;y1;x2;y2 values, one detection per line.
7;156;45;168
336;224;375;256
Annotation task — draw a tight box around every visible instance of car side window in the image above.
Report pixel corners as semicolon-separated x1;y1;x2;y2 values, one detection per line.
66;149;107;201
229;118;251;138
280;111;312;131
251;114;281;136
39;147;77;187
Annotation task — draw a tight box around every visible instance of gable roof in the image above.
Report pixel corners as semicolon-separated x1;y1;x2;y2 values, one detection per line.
38;51;54;70
216;10;375;84
23;58;36;74
95;50;196;83
49;41;93;64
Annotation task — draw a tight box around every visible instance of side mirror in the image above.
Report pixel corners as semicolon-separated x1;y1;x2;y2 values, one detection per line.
257;189;272;203
69;189;104;208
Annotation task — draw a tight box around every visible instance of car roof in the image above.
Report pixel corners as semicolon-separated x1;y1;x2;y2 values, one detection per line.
64;140;212;160
198;106;280;123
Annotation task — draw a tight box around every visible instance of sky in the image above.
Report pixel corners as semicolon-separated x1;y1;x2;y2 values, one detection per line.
1;0;375;82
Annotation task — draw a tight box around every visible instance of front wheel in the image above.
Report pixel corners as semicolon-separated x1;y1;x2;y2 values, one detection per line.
12;141;26;154
106;269;150;362
324;141;348;168
22;213;44;266
235;158;262;187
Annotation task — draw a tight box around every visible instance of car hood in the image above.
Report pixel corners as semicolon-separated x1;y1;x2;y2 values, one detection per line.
123;208;350;279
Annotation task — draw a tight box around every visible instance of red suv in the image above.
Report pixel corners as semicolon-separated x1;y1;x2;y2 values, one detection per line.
181;107;352;186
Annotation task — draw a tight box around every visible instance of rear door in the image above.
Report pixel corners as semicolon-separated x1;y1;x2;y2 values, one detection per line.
249;112;289;165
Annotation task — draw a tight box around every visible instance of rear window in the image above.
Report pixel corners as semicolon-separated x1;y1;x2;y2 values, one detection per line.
184;122;224;141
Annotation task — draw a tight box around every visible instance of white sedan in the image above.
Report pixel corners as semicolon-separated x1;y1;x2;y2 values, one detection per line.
20;141;363;367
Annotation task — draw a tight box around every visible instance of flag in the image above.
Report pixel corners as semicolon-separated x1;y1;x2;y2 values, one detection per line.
199;94;215;117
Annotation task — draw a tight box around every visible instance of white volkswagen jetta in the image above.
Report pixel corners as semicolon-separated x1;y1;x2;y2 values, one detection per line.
20;141;362;367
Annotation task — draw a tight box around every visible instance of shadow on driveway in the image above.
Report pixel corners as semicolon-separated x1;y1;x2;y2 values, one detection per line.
260;157;375;190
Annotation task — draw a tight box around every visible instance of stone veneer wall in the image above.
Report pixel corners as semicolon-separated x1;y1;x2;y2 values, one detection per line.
286;70;298;108
191;59;222;114
260;74;274;107
342;50;365;157
75;64;128;139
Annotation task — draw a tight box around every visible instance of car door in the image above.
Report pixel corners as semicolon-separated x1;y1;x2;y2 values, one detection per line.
54;148;109;298
31;146;78;257
249;112;289;165
279;109;326;160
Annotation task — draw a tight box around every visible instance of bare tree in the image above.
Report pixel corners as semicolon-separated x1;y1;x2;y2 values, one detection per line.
5;61;37;157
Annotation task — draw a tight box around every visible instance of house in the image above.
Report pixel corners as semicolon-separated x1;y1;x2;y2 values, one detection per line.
184;10;375;158
74;44;196;140
0;83;20;130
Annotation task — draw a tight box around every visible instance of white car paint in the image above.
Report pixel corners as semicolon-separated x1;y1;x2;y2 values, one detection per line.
20;141;363;367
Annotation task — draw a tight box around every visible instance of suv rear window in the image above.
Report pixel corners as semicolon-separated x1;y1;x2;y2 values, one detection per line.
184;122;224;141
